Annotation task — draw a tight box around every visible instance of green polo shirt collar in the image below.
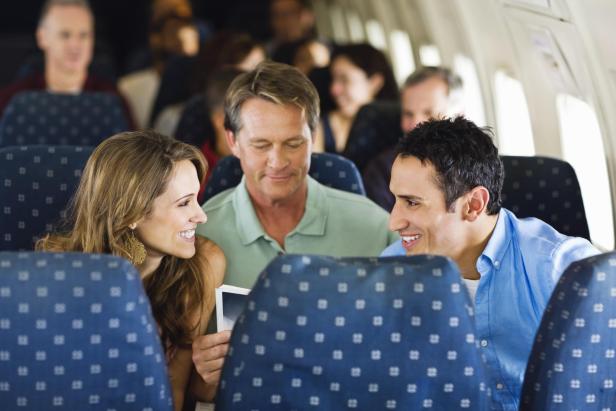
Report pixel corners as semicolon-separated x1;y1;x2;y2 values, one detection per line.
232;176;327;246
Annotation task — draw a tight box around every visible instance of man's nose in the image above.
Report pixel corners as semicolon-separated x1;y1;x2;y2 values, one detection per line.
388;202;406;232
267;146;288;169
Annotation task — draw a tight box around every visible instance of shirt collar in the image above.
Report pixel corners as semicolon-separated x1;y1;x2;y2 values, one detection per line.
232;176;327;245
480;208;511;267
292;176;327;236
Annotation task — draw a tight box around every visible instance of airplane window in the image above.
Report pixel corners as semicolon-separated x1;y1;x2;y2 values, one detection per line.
419;45;442;67
557;94;614;249
390;30;415;85
346;11;365;42
453;54;486;126
494;70;534;156
329;5;349;43
365;19;387;51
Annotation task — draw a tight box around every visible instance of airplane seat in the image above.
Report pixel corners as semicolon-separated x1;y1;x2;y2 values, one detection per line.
0;91;129;148
343;101;401;172
500;155;590;241
0;145;93;251
0;251;173;411
16;50;118;83
519;250;616;410
174;94;211;147
202;152;366;203
216;254;495;410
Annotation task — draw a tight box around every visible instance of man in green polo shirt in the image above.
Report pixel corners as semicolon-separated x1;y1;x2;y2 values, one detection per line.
190;61;397;401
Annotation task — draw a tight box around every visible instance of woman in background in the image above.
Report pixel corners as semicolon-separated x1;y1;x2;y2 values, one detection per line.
315;43;398;153
37;130;225;411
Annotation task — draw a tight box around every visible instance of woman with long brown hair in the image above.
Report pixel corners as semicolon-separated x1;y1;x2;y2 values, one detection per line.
37;130;225;410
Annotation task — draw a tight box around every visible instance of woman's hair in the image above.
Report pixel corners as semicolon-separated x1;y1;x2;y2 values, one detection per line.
37;130;211;351
331;43;399;101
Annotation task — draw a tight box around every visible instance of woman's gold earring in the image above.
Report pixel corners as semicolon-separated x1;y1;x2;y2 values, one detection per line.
127;229;146;265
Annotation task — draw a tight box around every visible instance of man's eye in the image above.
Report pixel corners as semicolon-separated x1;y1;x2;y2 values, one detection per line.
179;200;190;207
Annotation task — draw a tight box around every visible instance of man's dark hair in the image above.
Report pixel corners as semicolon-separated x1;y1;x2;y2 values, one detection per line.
403;66;463;94
396;116;504;215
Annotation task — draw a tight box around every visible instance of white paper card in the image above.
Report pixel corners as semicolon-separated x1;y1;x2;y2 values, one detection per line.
215;284;250;332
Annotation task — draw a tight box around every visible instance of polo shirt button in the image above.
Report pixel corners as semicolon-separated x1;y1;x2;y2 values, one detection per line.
494;260;500;268
496;383;504;390
480;339;488;347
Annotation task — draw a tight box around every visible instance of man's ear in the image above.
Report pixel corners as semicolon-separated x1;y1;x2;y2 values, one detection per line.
225;130;240;158
463;186;490;222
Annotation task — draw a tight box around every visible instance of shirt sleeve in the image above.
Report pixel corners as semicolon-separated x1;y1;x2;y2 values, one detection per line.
550;237;601;284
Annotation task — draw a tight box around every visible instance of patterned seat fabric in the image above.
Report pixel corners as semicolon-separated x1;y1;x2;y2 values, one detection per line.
216;254;495;411
174;94;210;147
0;91;128;147
0;252;173;411
202;152;366;202
501;156;590;240
0;145;93;251
343;101;401;172
519;251;616;410
16;52;117;83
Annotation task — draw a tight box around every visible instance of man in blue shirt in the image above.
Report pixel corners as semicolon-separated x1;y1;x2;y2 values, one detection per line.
382;117;599;410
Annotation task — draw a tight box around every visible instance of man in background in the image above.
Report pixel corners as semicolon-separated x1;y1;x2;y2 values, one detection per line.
363;66;462;210
0;0;132;123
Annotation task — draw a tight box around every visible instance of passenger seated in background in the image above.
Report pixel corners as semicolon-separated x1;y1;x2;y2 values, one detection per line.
191;61;397;401
382;117;599;410
153;31;265;136
149;0;200;73
271;36;330;75
314;43;398;153
267;0;316;57
0;0;132;123
119;0;200;129
36;130;226;411
199;67;244;182
363;66;463;210
190;31;265;96
293;38;330;74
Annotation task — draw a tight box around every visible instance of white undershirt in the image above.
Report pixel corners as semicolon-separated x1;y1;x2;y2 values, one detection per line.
463;278;480;305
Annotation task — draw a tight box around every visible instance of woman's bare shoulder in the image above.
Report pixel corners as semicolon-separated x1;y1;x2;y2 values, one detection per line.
195;236;226;287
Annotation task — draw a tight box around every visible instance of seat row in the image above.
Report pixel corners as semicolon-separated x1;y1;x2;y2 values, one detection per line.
0;144;591;251
0;91;129;148
1;250;614;410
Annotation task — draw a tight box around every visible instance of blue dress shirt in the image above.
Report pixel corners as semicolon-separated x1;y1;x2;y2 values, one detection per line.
381;208;599;410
